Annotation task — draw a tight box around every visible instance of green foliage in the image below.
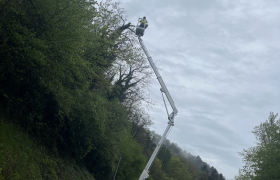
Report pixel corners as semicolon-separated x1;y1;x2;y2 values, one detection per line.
0;0;150;179
199;165;209;180
149;146;204;180
236;112;280;180
0;120;95;180
164;156;199;180
149;158;170;180
82;99;146;179
209;169;218;180
115;133;146;180
157;145;172;169
0;0;225;179
150;132;225;180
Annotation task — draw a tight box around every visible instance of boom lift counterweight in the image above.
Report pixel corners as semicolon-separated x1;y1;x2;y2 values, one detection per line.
136;21;178;180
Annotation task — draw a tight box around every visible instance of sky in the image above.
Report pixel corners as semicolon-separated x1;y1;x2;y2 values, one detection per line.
115;0;280;179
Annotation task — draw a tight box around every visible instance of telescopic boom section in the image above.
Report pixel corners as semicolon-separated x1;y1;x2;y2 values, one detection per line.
138;36;178;180
138;37;178;115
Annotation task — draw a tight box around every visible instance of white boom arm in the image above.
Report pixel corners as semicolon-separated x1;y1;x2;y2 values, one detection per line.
138;36;178;180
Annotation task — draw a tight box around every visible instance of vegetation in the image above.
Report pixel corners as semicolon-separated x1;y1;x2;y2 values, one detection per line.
0;119;95;180
150;132;226;180
0;0;226;179
234;112;280;180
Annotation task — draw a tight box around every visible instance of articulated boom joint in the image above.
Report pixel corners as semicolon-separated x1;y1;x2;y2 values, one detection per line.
168;112;175;126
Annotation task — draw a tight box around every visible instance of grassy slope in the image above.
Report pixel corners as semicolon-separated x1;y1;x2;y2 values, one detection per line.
0;118;95;180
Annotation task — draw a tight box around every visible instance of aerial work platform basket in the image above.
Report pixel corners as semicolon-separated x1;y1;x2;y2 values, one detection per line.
136;18;147;36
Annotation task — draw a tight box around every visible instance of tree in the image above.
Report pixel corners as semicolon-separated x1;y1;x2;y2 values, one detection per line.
149;158;170;180
108;52;152;103
0;1;148;179
218;173;225;180
201;164;209;174
157;145;172;166
209;168;218;180
166;156;199;180
236;112;280;180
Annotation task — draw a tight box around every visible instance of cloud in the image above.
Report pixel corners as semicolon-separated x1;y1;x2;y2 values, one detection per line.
118;0;280;179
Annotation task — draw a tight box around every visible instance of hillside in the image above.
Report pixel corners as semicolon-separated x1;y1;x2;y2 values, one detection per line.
0;117;95;180
0;0;227;179
151;131;226;180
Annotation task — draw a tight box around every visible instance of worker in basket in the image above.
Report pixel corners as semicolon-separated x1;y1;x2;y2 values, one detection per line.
140;16;148;29
136;16;149;36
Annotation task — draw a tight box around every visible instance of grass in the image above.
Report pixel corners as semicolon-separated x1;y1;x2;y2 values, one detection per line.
0;118;95;180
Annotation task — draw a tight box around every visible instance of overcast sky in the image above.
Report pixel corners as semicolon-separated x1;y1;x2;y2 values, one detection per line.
115;0;280;179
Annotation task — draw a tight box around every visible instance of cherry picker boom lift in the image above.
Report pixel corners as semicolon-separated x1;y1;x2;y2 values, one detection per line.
136;19;178;180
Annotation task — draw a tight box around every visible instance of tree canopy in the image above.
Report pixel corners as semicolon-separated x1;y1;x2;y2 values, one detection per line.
235;112;280;180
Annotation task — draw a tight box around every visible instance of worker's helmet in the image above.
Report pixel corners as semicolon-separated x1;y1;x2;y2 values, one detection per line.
143;16;146;19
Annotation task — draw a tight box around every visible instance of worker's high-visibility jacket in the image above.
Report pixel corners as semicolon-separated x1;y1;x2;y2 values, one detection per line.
140;19;148;28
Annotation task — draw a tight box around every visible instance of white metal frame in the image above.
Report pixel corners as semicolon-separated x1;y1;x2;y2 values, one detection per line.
138;35;178;180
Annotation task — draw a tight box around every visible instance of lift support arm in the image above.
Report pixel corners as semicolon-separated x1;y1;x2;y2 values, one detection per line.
138;36;178;180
